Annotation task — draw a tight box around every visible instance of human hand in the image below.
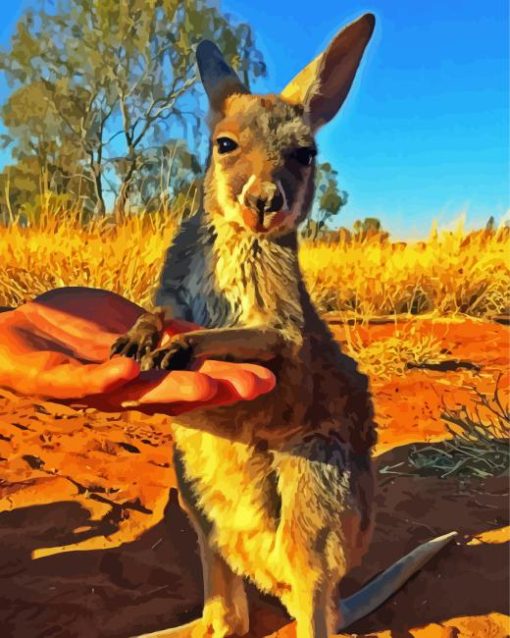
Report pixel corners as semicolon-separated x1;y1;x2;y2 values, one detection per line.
0;287;275;415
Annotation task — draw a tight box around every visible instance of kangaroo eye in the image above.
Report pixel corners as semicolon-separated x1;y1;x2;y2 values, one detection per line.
216;137;239;154
292;147;317;166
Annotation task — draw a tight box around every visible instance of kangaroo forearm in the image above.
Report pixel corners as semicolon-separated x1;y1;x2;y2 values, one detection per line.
184;327;286;362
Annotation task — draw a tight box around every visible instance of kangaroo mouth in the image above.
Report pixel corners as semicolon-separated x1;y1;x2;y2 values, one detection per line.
242;208;290;233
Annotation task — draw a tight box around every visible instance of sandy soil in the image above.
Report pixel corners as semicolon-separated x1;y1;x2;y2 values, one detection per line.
0;318;508;638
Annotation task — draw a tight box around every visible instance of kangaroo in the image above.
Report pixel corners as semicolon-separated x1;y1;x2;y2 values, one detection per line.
112;13;457;638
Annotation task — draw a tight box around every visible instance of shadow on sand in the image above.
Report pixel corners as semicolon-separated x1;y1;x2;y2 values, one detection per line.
0;443;508;638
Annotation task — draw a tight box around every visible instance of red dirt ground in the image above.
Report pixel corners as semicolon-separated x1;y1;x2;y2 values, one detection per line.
0;318;508;638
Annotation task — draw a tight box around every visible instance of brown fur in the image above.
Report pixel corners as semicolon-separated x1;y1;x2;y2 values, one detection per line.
165;144;376;637
112;14;378;638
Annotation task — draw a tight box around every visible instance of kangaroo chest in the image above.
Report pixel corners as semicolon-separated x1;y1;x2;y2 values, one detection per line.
181;228;303;330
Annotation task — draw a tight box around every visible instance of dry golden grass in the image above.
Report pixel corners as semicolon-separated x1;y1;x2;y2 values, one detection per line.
301;223;510;318
0;209;509;324
340;322;447;380
0;208;176;310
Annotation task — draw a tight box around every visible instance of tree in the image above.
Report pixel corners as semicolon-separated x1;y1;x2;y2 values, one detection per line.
301;161;347;239
353;217;380;234
352;217;389;241
0;0;266;218
133;140;202;217
0;81;99;221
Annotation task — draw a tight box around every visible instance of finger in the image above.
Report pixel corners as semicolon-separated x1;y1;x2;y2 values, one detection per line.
197;360;277;399
15;355;140;400
91;370;219;411
72;357;141;395
148;362;277;416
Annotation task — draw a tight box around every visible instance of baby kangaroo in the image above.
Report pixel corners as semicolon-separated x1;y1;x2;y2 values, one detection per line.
112;13;456;638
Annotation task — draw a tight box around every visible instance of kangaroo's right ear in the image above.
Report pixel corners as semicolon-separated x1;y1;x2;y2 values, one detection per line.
281;13;375;131
196;41;250;112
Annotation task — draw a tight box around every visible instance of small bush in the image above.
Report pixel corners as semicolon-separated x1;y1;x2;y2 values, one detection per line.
408;379;510;479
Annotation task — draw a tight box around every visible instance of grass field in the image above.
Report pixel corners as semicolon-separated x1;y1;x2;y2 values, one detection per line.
1;209;509;321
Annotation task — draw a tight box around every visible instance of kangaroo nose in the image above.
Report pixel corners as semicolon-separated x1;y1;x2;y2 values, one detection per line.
244;183;284;214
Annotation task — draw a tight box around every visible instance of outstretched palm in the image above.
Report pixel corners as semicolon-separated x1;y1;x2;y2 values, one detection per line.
0;287;275;414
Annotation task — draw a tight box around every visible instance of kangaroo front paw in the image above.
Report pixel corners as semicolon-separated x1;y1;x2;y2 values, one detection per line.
110;313;163;364
110;328;160;362
140;336;194;371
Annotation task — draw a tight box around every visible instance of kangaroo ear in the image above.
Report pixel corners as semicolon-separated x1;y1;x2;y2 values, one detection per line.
196;40;250;111
281;13;375;130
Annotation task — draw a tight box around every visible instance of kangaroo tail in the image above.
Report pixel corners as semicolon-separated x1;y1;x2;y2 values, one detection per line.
338;530;458;630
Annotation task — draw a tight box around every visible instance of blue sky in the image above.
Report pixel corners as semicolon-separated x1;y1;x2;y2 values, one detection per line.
0;0;508;238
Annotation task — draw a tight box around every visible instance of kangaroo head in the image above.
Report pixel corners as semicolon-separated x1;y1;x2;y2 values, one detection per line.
196;13;375;237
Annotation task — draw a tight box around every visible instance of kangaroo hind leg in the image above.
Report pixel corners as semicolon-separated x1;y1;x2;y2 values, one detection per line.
175;469;249;638
285;576;338;638
200;543;249;637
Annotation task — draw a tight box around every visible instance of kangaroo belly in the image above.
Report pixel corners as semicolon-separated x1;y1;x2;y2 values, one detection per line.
172;424;374;595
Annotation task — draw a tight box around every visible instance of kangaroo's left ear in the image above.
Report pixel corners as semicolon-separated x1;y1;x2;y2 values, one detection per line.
281;13;375;131
196;40;250;112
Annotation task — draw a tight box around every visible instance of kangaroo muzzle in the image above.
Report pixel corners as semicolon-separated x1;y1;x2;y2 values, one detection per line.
240;178;289;232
